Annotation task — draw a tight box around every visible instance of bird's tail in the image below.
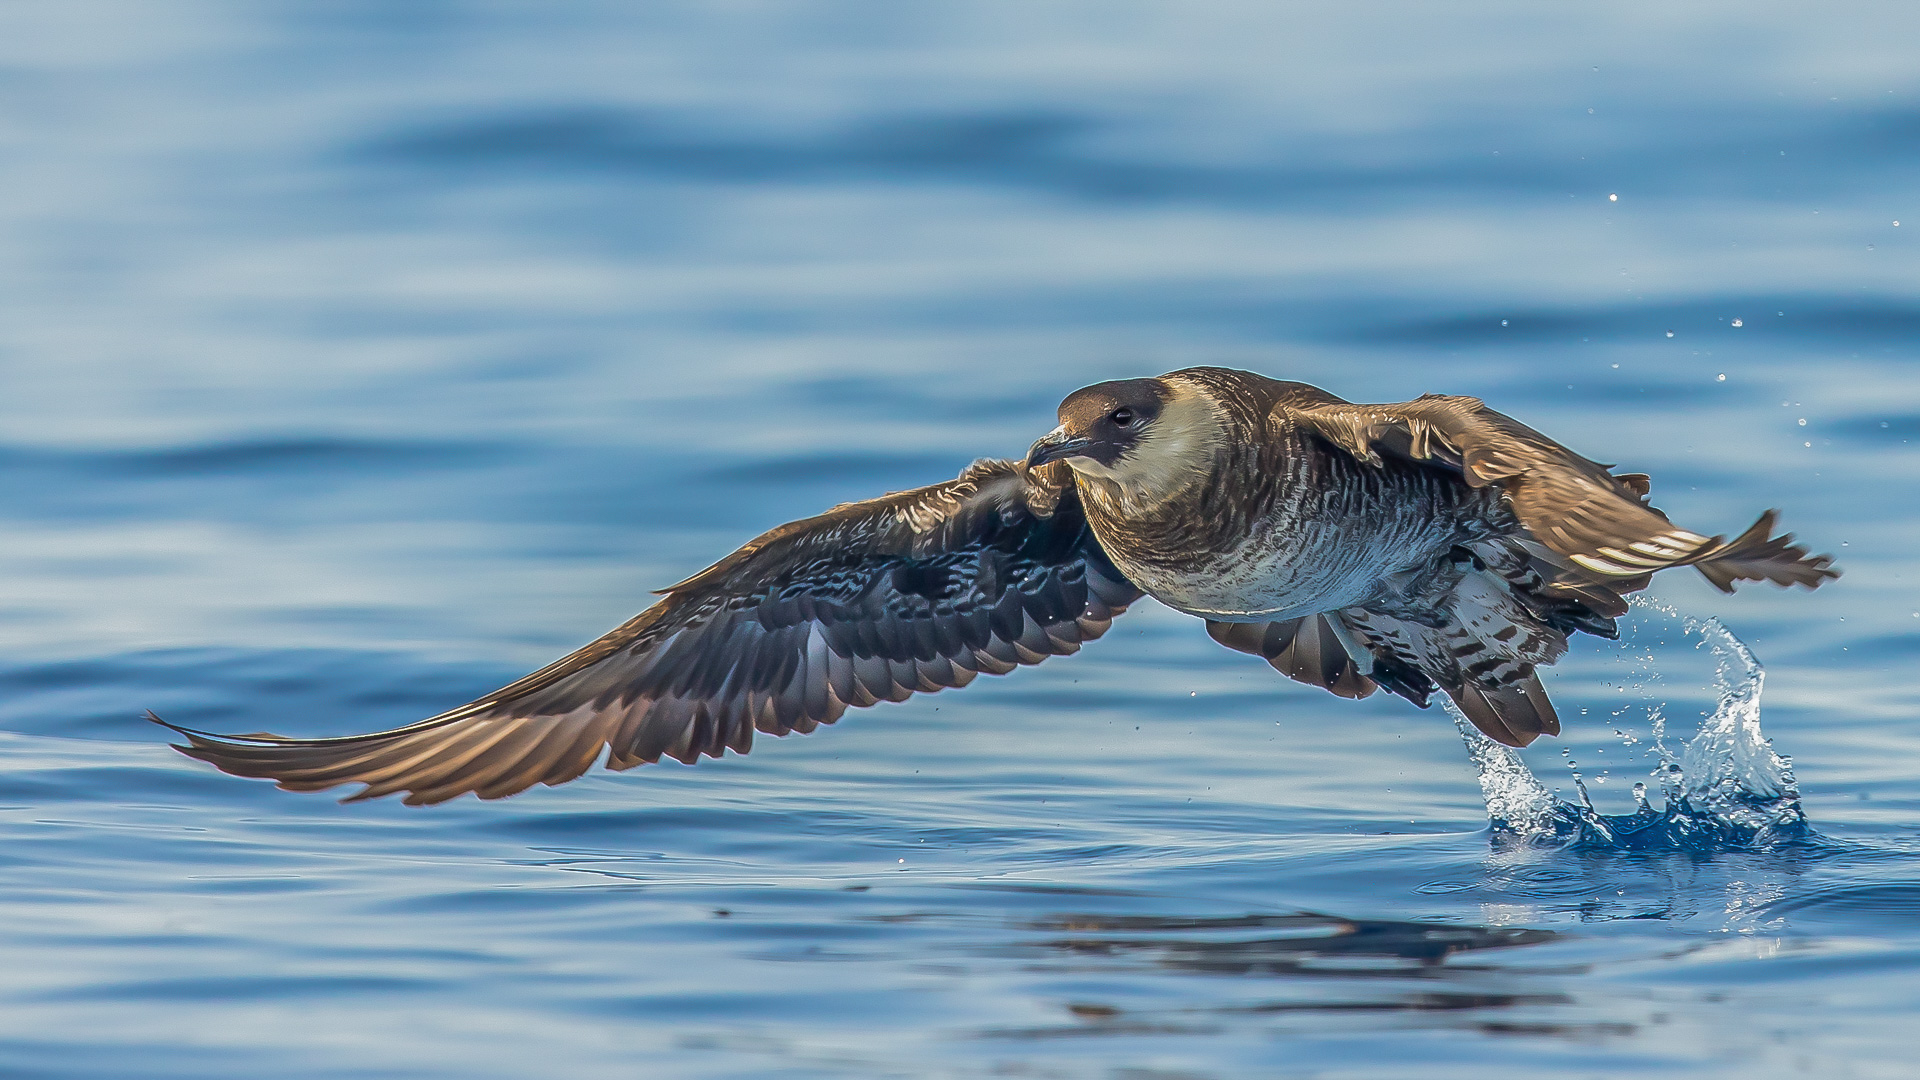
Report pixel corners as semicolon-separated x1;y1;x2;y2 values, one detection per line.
1333;538;1629;747
1689;510;1839;593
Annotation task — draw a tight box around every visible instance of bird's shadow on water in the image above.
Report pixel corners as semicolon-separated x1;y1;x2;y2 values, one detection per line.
968;909;1588;1041
848;846;1895;1046
937;604;1905;1020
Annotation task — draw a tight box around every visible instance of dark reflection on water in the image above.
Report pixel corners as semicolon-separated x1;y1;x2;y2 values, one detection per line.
967;911;1584;1044
1018;912;1558;974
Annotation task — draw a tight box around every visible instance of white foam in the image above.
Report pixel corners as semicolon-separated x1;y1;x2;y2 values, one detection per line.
1454;611;1806;850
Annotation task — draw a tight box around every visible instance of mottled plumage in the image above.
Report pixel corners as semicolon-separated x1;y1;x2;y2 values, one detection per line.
156;367;1837;803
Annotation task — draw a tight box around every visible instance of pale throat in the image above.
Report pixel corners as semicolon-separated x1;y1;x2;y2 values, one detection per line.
1067;389;1225;514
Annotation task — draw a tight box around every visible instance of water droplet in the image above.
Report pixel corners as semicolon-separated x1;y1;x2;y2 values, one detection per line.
1611;362;1619;369
1730;318;1743;328
1797;418;1807;426
1500;319;1508;326
1609;193;1618;201
1717;373;1727;381
1869;244;1876;250
1665;331;1674;338
1587;108;1594;114
1804;441;1812;448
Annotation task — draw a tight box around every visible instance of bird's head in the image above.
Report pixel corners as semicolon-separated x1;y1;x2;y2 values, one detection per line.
1026;375;1225;509
1025;378;1166;471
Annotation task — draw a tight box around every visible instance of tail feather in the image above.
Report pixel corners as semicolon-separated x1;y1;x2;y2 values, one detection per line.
1450;673;1560;747
1341;604;1566;747
1336;549;1578;747
1692;509;1840;593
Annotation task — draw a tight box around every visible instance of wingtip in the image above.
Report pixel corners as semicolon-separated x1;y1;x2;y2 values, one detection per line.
145;710;212;757
146;710;300;747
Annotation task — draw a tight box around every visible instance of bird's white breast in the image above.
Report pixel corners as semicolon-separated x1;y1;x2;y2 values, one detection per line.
1113;503;1459;623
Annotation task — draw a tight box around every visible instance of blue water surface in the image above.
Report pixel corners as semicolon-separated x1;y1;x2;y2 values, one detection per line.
2;4;1919;1077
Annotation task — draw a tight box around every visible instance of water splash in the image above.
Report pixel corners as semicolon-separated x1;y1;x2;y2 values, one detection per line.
1454;615;1809;852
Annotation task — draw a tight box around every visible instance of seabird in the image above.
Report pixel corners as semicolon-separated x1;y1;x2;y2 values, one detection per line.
153;367;1838;805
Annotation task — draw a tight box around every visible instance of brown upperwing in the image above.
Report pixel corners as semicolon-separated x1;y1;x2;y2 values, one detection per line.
1288;394;1838;595
153;459;1140;805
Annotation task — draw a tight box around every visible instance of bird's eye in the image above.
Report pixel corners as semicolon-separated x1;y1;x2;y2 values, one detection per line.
1110;408;1135;426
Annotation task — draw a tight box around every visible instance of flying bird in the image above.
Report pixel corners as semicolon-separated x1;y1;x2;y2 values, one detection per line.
153;368;1838;805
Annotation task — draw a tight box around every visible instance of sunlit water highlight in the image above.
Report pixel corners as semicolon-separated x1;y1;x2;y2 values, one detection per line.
1461;609;1810;852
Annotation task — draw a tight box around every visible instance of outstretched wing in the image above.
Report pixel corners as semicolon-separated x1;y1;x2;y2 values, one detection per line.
154;459;1140;805
1289;395;1838;595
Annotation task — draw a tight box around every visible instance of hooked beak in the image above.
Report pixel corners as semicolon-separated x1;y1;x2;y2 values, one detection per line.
1026;426;1095;469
